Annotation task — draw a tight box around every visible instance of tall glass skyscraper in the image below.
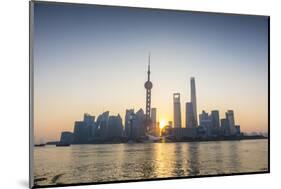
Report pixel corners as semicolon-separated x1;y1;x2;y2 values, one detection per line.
186;102;194;128
173;93;182;128
190;77;198;127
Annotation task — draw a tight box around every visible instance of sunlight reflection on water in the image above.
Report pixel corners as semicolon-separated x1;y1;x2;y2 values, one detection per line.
33;139;268;186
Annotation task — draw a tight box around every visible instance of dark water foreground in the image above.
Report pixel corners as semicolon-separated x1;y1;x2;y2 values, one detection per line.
33;139;268;186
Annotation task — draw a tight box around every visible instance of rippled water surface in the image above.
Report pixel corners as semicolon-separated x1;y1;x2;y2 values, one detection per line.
33;139;268;186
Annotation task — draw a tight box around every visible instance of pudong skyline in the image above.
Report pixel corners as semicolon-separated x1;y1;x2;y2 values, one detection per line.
33;4;268;143
37;57;263;143
56;60;244;145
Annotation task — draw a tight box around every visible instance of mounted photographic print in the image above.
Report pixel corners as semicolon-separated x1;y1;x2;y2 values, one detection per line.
29;1;270;188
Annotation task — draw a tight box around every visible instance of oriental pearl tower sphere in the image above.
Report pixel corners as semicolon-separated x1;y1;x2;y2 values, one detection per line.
145;53;153;124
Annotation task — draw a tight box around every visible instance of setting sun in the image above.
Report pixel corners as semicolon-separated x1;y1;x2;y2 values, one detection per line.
160;119;167;129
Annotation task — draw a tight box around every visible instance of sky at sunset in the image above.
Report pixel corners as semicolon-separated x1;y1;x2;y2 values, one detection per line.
33;2;268;143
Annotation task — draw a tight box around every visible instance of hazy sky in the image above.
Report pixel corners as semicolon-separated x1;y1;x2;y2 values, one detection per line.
33;2;268;143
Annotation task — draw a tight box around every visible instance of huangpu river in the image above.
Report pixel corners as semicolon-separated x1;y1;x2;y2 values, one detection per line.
33;139;268;186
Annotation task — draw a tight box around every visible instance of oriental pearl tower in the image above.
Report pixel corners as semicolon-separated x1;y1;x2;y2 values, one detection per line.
144;53;153;131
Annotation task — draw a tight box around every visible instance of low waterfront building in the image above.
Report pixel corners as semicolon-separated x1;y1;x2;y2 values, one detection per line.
59;131;74;144
172;127;197;140
73;121;90;144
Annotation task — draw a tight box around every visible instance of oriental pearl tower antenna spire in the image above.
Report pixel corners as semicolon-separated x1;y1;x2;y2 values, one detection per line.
144;53;153;122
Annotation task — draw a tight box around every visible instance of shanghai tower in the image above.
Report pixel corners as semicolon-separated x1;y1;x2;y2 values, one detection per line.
190;77;198;127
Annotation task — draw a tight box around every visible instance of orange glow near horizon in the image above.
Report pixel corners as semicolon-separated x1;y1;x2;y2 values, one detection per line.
159;119;168;129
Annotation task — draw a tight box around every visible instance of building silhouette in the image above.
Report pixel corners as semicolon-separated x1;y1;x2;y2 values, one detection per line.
151;108;159;136
235;125;241;135
124;109;134;138
59;131;74;144
226;110;235;127
107;114;123;139
210;110;220;136
173;93;182;128
190;77;198;127
82;113;96;139
221;118;230;136
211;110;220;128
186;102;195;128
136;109;146;137
172;127;197;140
130;109;146;139
219;110;241;136
185;77;198;128
73;113;95;144
95;111;109;140
199;110;212;136
226;110;235;134
144;53;153;131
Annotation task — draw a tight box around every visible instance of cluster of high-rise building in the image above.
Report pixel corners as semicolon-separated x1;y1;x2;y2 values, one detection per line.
58;107;160;144
58;54;242;144
68;112;124;143
170;77;241;140
173;77;198;129
196;109;240;137
59;110;152;144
